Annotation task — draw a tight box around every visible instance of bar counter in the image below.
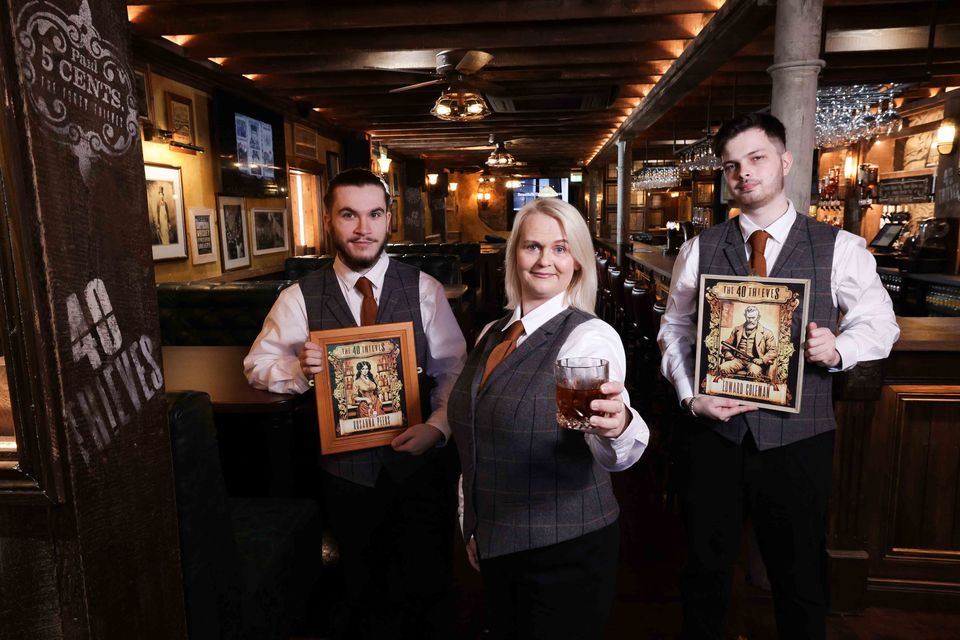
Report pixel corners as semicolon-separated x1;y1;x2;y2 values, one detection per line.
620;239;960;612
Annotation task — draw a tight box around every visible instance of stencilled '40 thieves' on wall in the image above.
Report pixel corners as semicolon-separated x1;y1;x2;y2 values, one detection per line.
64;278;164;465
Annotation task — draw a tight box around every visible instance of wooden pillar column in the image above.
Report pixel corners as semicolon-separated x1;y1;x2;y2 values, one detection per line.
616;138;633;266
768;0;825;216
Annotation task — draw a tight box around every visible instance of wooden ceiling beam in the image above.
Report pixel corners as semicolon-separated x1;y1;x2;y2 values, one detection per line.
254;70;663;91
218;43;687;75
824;3;960;31
178;16;707;58
594;0;776;162
129;0;718;36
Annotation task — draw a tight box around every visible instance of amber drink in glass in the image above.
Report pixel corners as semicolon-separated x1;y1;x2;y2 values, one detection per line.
555;357;608;430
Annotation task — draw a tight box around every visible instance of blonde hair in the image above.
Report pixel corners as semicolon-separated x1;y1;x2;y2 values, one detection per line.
504;198;597;314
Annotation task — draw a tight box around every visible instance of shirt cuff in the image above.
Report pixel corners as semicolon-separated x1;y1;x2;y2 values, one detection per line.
831;333;859;372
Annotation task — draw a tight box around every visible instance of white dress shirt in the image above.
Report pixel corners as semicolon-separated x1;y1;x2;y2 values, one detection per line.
657;202;900;403
244;252;468;439
476;292;649;472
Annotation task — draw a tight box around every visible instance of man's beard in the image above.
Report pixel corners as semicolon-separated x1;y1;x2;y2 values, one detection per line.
330;233;388;271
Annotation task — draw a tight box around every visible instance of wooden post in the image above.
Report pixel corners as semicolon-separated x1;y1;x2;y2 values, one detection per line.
0;0;187;636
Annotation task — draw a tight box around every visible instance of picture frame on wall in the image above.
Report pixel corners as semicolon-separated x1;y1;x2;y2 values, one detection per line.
310;321;422;455
251;208;290;255
187;206;218;265
294;124;319;160
217;195;251;270
133;67;153;122
164;91;195;146
144;163;187;261
326;151;341;182
694;181;715;206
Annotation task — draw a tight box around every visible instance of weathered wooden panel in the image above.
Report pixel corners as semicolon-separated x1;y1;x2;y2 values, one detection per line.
0;0;186;636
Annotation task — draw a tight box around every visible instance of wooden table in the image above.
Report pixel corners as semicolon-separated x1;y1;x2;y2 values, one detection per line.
162;345;308;495
162;345;301;413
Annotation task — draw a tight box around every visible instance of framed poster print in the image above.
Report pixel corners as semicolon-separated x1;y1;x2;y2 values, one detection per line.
217;196;251;270
164;91;195;146
144;163;187;261
187;207;218;265
310;322;422;455
694;275;810;413
694;181;715;206
251;208;289;255
133;67;153;122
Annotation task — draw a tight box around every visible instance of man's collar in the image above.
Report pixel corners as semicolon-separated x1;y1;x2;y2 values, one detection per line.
738;201;797;245
333;251;390;291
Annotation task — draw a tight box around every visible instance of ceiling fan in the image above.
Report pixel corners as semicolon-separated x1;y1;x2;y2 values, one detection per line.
370;49;505;95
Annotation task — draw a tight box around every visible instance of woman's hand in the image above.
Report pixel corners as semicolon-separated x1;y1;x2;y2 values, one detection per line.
585;380;631;439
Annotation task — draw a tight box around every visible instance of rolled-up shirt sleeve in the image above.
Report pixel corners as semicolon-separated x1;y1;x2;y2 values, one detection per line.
244;284;312;394
657;238;700;403
561;319;649;472
831;232;900;370
419;273;468;441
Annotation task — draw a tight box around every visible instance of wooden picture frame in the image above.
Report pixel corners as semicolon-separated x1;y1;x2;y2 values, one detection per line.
164;91;195;146
144;163;187;261
310;322;422;455
133;67;153;122
326;150;341;182
694;181;715;206
294;124;319;160
187;206;218;265
251;207;289;255
217;195;251;270
694;275;810;413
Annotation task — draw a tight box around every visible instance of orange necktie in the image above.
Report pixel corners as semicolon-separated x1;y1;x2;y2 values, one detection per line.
355;276;378;326
748;230;769;278
480;321;525;388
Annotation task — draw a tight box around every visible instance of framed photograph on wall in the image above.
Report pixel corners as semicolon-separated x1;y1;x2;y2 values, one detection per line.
187;206;218;265
294;124;319;160
326;151;341;182
144;163;187;261
251;208;289;255
217;195;250;270
164;92;195;147
310;322;422;455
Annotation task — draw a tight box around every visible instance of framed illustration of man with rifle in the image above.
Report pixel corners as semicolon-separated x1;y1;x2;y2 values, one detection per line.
694;274;810;413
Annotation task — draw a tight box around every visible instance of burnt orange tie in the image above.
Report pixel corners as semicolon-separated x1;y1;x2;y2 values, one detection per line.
355;276;378;326
748;230;769;277
480;321;525;388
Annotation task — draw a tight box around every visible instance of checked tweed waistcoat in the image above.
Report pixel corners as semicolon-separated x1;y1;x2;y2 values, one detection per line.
301;259;433;487
697;213;840;450
448;307;620;560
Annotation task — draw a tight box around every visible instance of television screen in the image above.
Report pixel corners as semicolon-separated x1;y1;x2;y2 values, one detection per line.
213;90;287;197
869;222;904;248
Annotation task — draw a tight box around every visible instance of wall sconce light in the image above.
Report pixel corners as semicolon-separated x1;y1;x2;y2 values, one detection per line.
142;122;205;154
427;173;439;186
376;146;392;174
448;181;458;192
476;191;491;209
936;118;956;155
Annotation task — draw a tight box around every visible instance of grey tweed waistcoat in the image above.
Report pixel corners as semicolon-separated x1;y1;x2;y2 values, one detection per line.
301;259;433;487
448;307;620;560
697;213;839;450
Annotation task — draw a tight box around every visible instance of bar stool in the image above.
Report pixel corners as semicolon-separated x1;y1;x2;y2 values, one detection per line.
607;264;626;330
595;255;610;317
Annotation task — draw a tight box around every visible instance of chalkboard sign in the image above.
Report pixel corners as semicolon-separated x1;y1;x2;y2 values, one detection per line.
877;175;935;204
